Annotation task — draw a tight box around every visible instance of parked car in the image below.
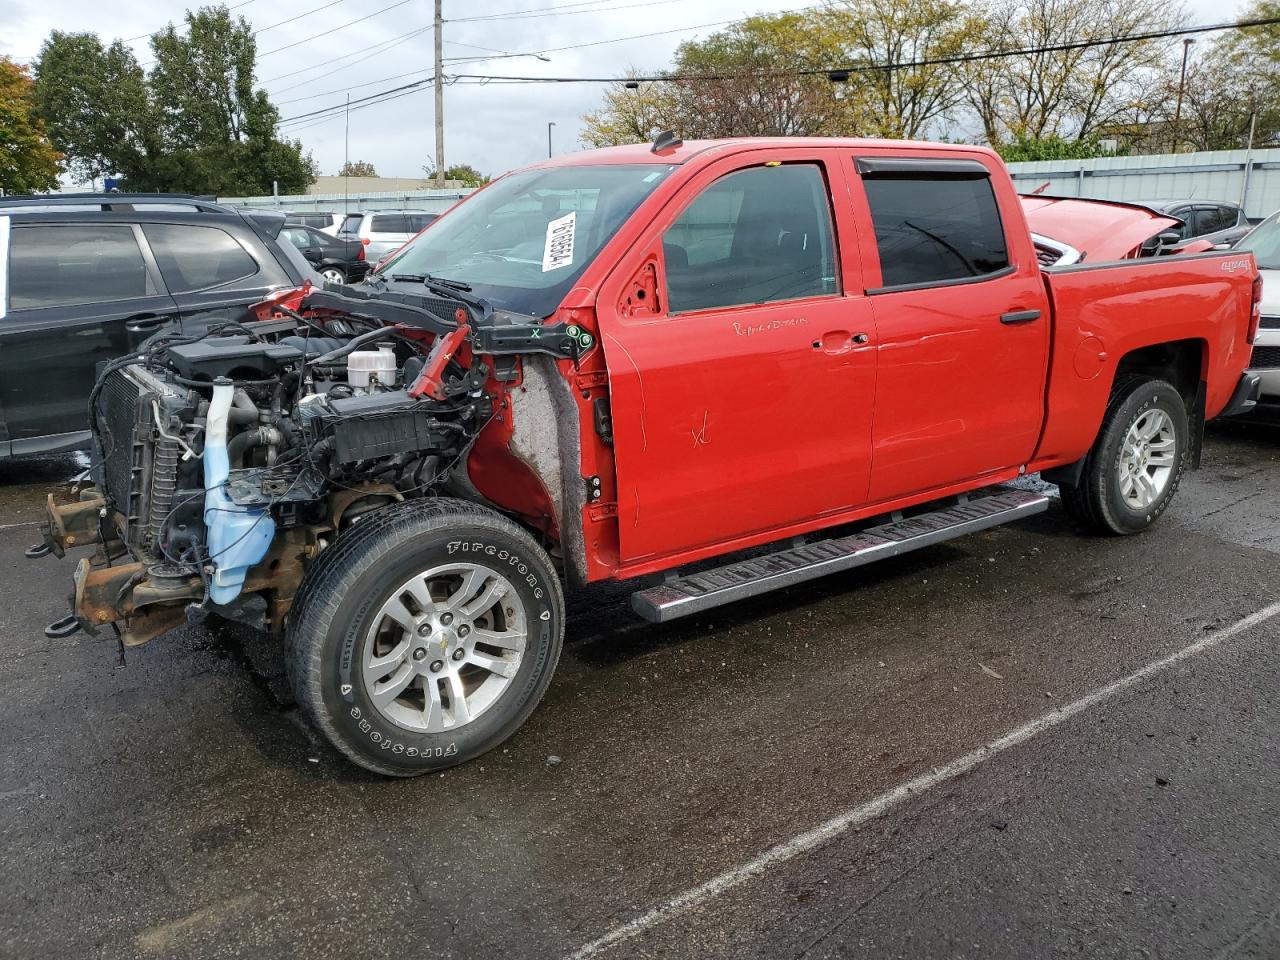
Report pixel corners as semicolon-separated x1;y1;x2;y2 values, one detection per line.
1231;211;1280;408
1126;198;1251;251
38;137;1261;777
336;210;438;261
284;211;345;236
0;193;321;459
279;223;370;284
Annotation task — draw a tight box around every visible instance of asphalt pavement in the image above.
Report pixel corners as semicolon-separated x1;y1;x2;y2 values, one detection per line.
1;422;1279;960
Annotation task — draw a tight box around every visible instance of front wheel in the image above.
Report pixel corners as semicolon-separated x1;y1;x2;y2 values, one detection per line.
1060;375;1189;535
286;499;564;776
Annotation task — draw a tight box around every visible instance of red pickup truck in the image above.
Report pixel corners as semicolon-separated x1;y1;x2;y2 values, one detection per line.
38;136;1262;776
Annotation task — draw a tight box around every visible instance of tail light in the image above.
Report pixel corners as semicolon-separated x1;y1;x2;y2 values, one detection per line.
1249;274;1263;344
361;237;370;245
356;244;365;261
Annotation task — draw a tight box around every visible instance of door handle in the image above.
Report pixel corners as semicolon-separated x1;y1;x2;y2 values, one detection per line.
124;313;168;333
1000;309;1041;325
811;330;870;354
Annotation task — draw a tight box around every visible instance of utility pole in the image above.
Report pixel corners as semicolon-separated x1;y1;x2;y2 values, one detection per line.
344;93;350;213
547;121;555;158
1173;38;1195;153
434;0;445;188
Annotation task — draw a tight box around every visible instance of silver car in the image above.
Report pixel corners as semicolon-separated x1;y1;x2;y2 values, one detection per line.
336;210;438;262
1233;214;1280;407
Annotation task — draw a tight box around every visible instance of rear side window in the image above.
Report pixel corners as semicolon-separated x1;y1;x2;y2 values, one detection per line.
370;214;409;232
144;224;258;293
8;224;152;310
860;163;1010;289
406;213;437;231
339;214;363;234
1194;206;1238;235
663;163;838;314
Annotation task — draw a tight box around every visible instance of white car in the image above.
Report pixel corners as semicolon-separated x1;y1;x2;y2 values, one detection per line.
336;210;438;261
1233;215;1280;406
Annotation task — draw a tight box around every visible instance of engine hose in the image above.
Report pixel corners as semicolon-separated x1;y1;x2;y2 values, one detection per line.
307;327;396;366
228;426;283;469
228;389;259;425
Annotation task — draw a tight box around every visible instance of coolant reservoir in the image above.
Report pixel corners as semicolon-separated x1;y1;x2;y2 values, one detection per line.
348;345;397;389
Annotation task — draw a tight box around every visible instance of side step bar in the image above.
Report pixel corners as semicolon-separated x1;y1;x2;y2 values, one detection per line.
631;488;1049;623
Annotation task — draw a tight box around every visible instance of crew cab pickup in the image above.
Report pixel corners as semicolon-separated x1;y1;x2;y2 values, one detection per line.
36;137;1263;777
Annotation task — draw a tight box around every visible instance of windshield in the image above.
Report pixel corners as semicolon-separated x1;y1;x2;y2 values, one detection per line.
1235;213;1280;269
377;163;673;317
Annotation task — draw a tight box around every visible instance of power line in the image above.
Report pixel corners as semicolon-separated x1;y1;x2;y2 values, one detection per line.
447;14;1280;85
256;0;415;58
261;24;431;88
447;0;684;23
254;0;347;34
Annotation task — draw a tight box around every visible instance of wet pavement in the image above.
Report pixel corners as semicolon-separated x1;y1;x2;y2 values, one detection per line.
2;423;1279;960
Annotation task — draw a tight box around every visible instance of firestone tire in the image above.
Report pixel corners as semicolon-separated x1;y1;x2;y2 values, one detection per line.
1059;375;1189;536
286;498;564;777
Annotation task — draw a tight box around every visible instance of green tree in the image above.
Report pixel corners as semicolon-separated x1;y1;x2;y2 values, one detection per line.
581;71;682;146
827;0;982;140
339;160;377;176
443;164;489;187
965;0;1181;146
994;133;1122;161
0;57;60;193
147;5;315;195
33;32;155;187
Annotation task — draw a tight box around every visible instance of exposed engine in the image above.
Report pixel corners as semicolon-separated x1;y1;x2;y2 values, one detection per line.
56;282;592;645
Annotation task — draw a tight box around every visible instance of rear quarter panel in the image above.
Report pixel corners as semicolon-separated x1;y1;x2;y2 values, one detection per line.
1033;252;1255;466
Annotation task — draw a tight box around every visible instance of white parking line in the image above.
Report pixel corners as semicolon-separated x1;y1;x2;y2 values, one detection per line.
569;599;1280;959
0;521;38;530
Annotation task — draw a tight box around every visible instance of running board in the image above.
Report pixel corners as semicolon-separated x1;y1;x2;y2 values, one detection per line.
631;488;1050;623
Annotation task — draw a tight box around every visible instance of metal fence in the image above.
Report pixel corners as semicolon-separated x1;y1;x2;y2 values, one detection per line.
1006;148;1280;221
218;187;477;216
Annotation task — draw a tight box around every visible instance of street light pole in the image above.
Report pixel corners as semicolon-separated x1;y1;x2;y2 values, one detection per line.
1173;37;1195;152
433;0;445;187
547;121;555;158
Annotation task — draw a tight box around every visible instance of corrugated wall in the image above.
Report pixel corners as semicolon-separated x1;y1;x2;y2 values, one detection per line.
1006;148;1280;220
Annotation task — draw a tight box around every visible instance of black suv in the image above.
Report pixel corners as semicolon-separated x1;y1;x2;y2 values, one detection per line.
0;194;321;459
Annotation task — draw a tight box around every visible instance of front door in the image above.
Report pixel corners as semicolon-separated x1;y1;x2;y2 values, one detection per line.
845;154;1051;503
599;153;878;566
0;219;177;446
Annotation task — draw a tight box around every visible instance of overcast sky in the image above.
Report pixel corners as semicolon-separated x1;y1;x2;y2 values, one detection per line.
0;0;1250;187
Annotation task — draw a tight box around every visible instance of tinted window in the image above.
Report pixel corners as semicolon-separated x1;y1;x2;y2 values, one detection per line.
406;213;437;231
281;227;314;250
663;164;838;314
339;214;363;234
370;214;409;233
862;172;1009;288
1193;206;1238;235
143;224;258;293
8;224;151;310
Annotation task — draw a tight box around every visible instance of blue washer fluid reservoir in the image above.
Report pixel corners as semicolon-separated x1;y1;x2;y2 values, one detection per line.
203;379;275;606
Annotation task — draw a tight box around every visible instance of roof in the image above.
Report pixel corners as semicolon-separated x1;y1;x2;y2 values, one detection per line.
536;137;1002;167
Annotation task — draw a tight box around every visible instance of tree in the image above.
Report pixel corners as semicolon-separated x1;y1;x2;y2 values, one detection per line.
0;57;60;194
443;164;489;187
826;0;982;140
581;71;683;146
33;32;154;187
964;0;1182;146
1156;2;1280;151
339;160;377;177
146;5;316;194
994;133;1122;160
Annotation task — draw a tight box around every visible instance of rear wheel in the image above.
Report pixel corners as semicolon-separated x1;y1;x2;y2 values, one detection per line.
286;499;564;776
1060;375;1189;535
320;266;346;284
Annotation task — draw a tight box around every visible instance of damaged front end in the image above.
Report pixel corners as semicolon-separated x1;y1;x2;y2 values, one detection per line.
38;282;589;647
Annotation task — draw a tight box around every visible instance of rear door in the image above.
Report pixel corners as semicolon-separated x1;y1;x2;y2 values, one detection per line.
141;221;294;332
844;153;1051;503
599;149;879;565
0;217;177;447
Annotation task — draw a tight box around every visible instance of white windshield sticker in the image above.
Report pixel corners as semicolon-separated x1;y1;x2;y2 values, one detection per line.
541;211;576;272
